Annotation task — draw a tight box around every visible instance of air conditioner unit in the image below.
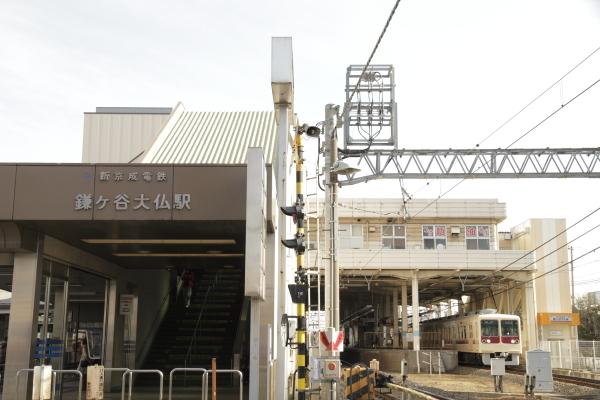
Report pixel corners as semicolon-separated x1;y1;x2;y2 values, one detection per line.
450;226;460;236
368;226;376;233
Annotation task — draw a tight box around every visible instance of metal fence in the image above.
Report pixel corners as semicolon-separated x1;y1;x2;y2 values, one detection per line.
539;340;600;372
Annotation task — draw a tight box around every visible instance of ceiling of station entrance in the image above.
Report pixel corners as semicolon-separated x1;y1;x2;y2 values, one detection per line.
19;220;246;269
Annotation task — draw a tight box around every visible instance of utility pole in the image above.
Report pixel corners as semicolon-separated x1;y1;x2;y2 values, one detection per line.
570;246;575;310
569;246;579;341
323;103;339;400
324;103;340;330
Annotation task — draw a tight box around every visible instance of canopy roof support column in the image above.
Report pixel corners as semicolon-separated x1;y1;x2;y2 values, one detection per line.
402;282;408;349
2;236;44;400
412;272;420;351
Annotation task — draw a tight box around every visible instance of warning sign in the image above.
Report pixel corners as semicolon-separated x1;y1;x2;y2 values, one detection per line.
319;328;344;352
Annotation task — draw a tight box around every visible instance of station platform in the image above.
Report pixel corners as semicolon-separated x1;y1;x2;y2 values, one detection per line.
344;348;458;373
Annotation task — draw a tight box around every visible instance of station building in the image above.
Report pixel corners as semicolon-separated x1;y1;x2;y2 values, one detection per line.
0;102;294;399
305;198;579;368
0;39;581;399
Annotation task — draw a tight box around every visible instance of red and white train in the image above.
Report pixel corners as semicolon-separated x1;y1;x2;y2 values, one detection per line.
421;309;522;365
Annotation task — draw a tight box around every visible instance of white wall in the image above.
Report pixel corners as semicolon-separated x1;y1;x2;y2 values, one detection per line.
82;108;171;163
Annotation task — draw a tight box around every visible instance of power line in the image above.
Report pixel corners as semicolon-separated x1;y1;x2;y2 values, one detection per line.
420;214;600;303
478;245;600;303
424;246;600;315
500;221;600;282
490;207;600;278
409;74;600;220
341;0;403;120
505;76;600;148
476;43;600;148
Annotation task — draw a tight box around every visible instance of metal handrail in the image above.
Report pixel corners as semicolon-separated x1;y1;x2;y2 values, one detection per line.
51;369;83;400
201;369;243;400
121;369;164;400
184;272;221;369
168;367;207;400
15;368;34;400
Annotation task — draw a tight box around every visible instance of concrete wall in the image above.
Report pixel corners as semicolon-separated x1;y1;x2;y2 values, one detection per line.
130;268;170;366
352;348;458;373
511;219;574;342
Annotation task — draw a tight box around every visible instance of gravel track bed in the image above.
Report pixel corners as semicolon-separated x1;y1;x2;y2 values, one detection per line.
383;366;600;400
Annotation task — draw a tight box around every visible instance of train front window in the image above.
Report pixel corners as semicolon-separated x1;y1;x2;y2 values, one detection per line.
481;320;499;336
501;320;519;336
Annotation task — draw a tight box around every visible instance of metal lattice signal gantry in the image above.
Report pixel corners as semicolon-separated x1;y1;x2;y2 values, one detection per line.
338;147;600;186
344;64;398;148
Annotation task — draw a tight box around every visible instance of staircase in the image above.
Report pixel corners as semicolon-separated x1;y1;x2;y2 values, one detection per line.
141;264;244;382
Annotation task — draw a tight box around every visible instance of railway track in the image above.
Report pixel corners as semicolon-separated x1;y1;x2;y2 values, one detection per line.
376;384;456;400
505;366;600;389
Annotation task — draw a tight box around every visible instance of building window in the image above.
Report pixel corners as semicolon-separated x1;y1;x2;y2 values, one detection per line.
339;224;363;249
422;225;446;249
466;225;491;250
382;225;406;249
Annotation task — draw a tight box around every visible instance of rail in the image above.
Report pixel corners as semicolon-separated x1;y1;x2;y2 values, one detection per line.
168;367;207;400
540;339;600;372
51;369;83;400
419;351;442;375
184;272;220;369
202;369;243;400
15;368;34;400
121;369;164;400
384;382;448;400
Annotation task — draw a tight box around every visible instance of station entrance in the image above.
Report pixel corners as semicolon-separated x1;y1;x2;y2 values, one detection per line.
0;163;265;399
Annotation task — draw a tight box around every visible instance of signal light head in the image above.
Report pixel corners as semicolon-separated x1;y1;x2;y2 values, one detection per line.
281;238;305;253
298;123;321;138
280;206;297;217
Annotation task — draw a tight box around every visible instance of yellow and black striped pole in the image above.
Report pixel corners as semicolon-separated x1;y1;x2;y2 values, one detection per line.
294;130;308;399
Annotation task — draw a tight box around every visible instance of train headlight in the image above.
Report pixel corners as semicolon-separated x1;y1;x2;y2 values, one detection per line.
511;339;516;344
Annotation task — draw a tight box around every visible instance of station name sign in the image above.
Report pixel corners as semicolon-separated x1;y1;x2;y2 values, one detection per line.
74;170;191;211
537;312;580;326
0;164;248;221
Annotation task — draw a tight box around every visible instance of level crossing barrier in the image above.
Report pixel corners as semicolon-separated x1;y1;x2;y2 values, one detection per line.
168;367;207;400
121;369;164;400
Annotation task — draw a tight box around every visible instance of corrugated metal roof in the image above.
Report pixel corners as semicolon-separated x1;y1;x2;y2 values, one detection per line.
143;105;276;164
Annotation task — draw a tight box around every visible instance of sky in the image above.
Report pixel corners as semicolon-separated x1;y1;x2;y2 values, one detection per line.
0;0;599;295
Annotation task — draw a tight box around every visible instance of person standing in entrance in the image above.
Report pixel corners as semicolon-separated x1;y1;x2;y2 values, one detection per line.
182;269;195;308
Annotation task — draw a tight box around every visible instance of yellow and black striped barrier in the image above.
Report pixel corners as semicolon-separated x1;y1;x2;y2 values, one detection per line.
344;366;376;400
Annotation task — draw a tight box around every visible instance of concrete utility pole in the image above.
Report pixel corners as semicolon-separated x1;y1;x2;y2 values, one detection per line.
323;103;340;400
569;246;575;309
324;104;340;329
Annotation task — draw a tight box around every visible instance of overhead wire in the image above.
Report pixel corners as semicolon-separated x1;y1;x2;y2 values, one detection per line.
341;0;403;120
487;206;600;278
476;43;600;148
424;240;600;315
409;73;600;220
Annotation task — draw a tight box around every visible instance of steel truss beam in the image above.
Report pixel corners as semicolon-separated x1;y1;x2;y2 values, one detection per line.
338;147;600;185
